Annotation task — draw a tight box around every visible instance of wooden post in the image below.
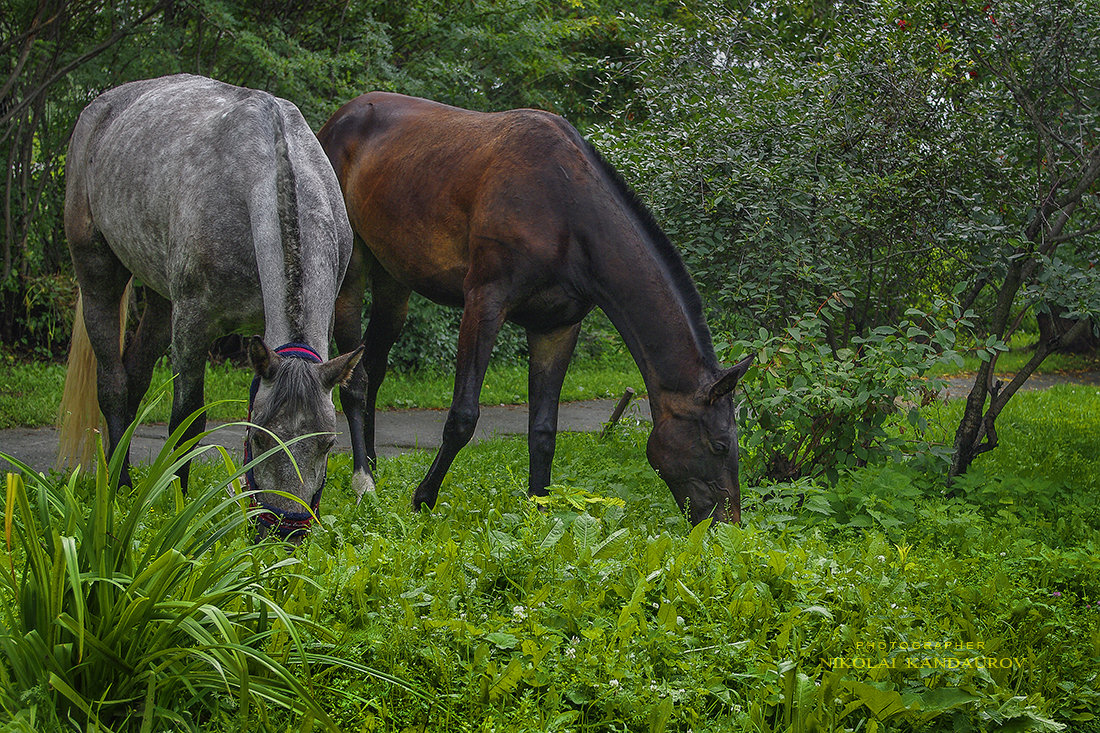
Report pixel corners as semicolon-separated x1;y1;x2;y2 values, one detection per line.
601;387;636;438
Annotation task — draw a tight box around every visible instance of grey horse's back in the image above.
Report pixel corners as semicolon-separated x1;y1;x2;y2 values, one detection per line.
66;74;349;339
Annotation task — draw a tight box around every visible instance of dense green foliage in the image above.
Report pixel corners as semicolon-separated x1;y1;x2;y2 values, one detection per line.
727;295;966;482
4;386;1097;731
594;1;1100;341
588;0;1100;476
0;0;668;358
5;1;1097;354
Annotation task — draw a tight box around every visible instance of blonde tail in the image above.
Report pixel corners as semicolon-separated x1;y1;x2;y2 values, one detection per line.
57;280;133;469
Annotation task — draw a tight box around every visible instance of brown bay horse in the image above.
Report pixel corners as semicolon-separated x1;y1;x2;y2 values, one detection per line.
319;92;753;525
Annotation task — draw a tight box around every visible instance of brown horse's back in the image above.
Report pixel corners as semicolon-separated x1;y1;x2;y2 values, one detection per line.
320;92;602;324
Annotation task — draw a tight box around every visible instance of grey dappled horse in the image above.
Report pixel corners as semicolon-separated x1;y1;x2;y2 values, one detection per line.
58;74;361;540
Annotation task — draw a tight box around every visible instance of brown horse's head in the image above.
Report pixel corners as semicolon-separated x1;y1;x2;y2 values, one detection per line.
645;355;754;525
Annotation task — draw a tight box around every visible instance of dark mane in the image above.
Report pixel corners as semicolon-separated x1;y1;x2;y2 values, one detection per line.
271;100;304;342
582;138;718;369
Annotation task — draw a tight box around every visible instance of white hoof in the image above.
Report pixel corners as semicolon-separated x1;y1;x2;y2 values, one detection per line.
352;470;376;503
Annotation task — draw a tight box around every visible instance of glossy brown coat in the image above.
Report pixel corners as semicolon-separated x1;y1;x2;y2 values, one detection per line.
319;92;752;524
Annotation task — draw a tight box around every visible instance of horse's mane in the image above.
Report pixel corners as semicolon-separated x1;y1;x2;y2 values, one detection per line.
582;138;718;368
271;102;304;338
253;358;325;424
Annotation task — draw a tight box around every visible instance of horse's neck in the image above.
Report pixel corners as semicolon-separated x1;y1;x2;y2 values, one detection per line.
591;244;717;408
256;256;330;353
252;113;336;357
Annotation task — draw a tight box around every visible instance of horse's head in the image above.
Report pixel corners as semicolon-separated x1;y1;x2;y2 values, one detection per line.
645;355;754;526
246;338;362;542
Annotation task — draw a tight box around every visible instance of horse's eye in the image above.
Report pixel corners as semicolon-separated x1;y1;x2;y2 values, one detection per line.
707;439;730;456
320;435;337;452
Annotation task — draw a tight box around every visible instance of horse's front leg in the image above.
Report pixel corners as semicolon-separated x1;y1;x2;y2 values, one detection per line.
526;324;581;498
338;253;411;500
411;286;506;512
334;243;372;497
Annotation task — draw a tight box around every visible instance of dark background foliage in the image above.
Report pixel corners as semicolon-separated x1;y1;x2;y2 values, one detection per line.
2;0;1098;473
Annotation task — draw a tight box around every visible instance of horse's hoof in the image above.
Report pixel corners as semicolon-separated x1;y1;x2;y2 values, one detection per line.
411;489;435;513
352;469;375;504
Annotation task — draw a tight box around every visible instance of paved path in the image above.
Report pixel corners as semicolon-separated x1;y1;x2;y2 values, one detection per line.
4;371;1098;475
0;397;652;475
943;370;1100;392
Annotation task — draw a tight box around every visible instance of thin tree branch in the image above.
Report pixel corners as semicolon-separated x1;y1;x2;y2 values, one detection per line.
1049;219;1100;245
0;1;170;134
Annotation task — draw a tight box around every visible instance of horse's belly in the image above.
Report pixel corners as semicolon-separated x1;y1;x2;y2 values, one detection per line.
88;205;174;294
509;286;590;330
363;229;468;305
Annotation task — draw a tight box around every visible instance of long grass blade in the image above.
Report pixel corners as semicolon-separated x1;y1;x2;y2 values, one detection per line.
59;536;85;661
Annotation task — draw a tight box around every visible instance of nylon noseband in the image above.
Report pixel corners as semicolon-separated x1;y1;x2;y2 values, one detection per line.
245;342;324;541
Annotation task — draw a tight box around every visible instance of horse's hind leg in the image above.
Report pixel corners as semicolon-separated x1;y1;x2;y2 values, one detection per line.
412;284;506;512
69;237;134;480
526;323;581;498
122;288;172;425
336;247;410;499
167;296;217;490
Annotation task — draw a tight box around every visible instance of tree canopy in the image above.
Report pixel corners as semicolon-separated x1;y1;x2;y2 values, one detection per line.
2;0;1098;478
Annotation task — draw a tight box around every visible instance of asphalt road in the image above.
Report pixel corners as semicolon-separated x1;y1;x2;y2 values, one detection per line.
0;396;653;475
4;370;1099;476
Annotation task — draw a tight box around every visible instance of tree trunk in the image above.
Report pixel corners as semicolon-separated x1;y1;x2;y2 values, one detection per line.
949;303;1091;483
1037;310;1098;354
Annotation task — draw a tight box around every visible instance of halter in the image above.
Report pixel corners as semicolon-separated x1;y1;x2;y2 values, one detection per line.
244;342;324;541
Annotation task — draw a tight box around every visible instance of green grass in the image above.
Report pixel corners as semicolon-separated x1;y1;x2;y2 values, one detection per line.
0;349;644;429
928;341;1100;377
7;387;1092;730
306;387;1099;732
3;353;1099;730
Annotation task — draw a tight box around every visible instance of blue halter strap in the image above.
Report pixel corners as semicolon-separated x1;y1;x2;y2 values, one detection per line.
244;342;324;541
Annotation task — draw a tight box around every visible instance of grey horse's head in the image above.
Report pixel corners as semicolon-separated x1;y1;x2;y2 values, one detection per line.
245;338;362;542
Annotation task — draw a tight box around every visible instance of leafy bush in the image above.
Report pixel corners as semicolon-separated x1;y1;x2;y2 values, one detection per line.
723;294;968;483
381;295;627;374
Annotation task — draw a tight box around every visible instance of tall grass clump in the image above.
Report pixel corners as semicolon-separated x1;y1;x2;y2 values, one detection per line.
0;385;415;732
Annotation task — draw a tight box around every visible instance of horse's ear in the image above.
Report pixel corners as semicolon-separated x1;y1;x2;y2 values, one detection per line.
318;345;364;391
248;336;280;380
705;354;755;404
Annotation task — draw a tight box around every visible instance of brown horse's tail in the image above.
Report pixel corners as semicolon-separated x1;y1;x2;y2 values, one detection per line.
57;279;133;469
